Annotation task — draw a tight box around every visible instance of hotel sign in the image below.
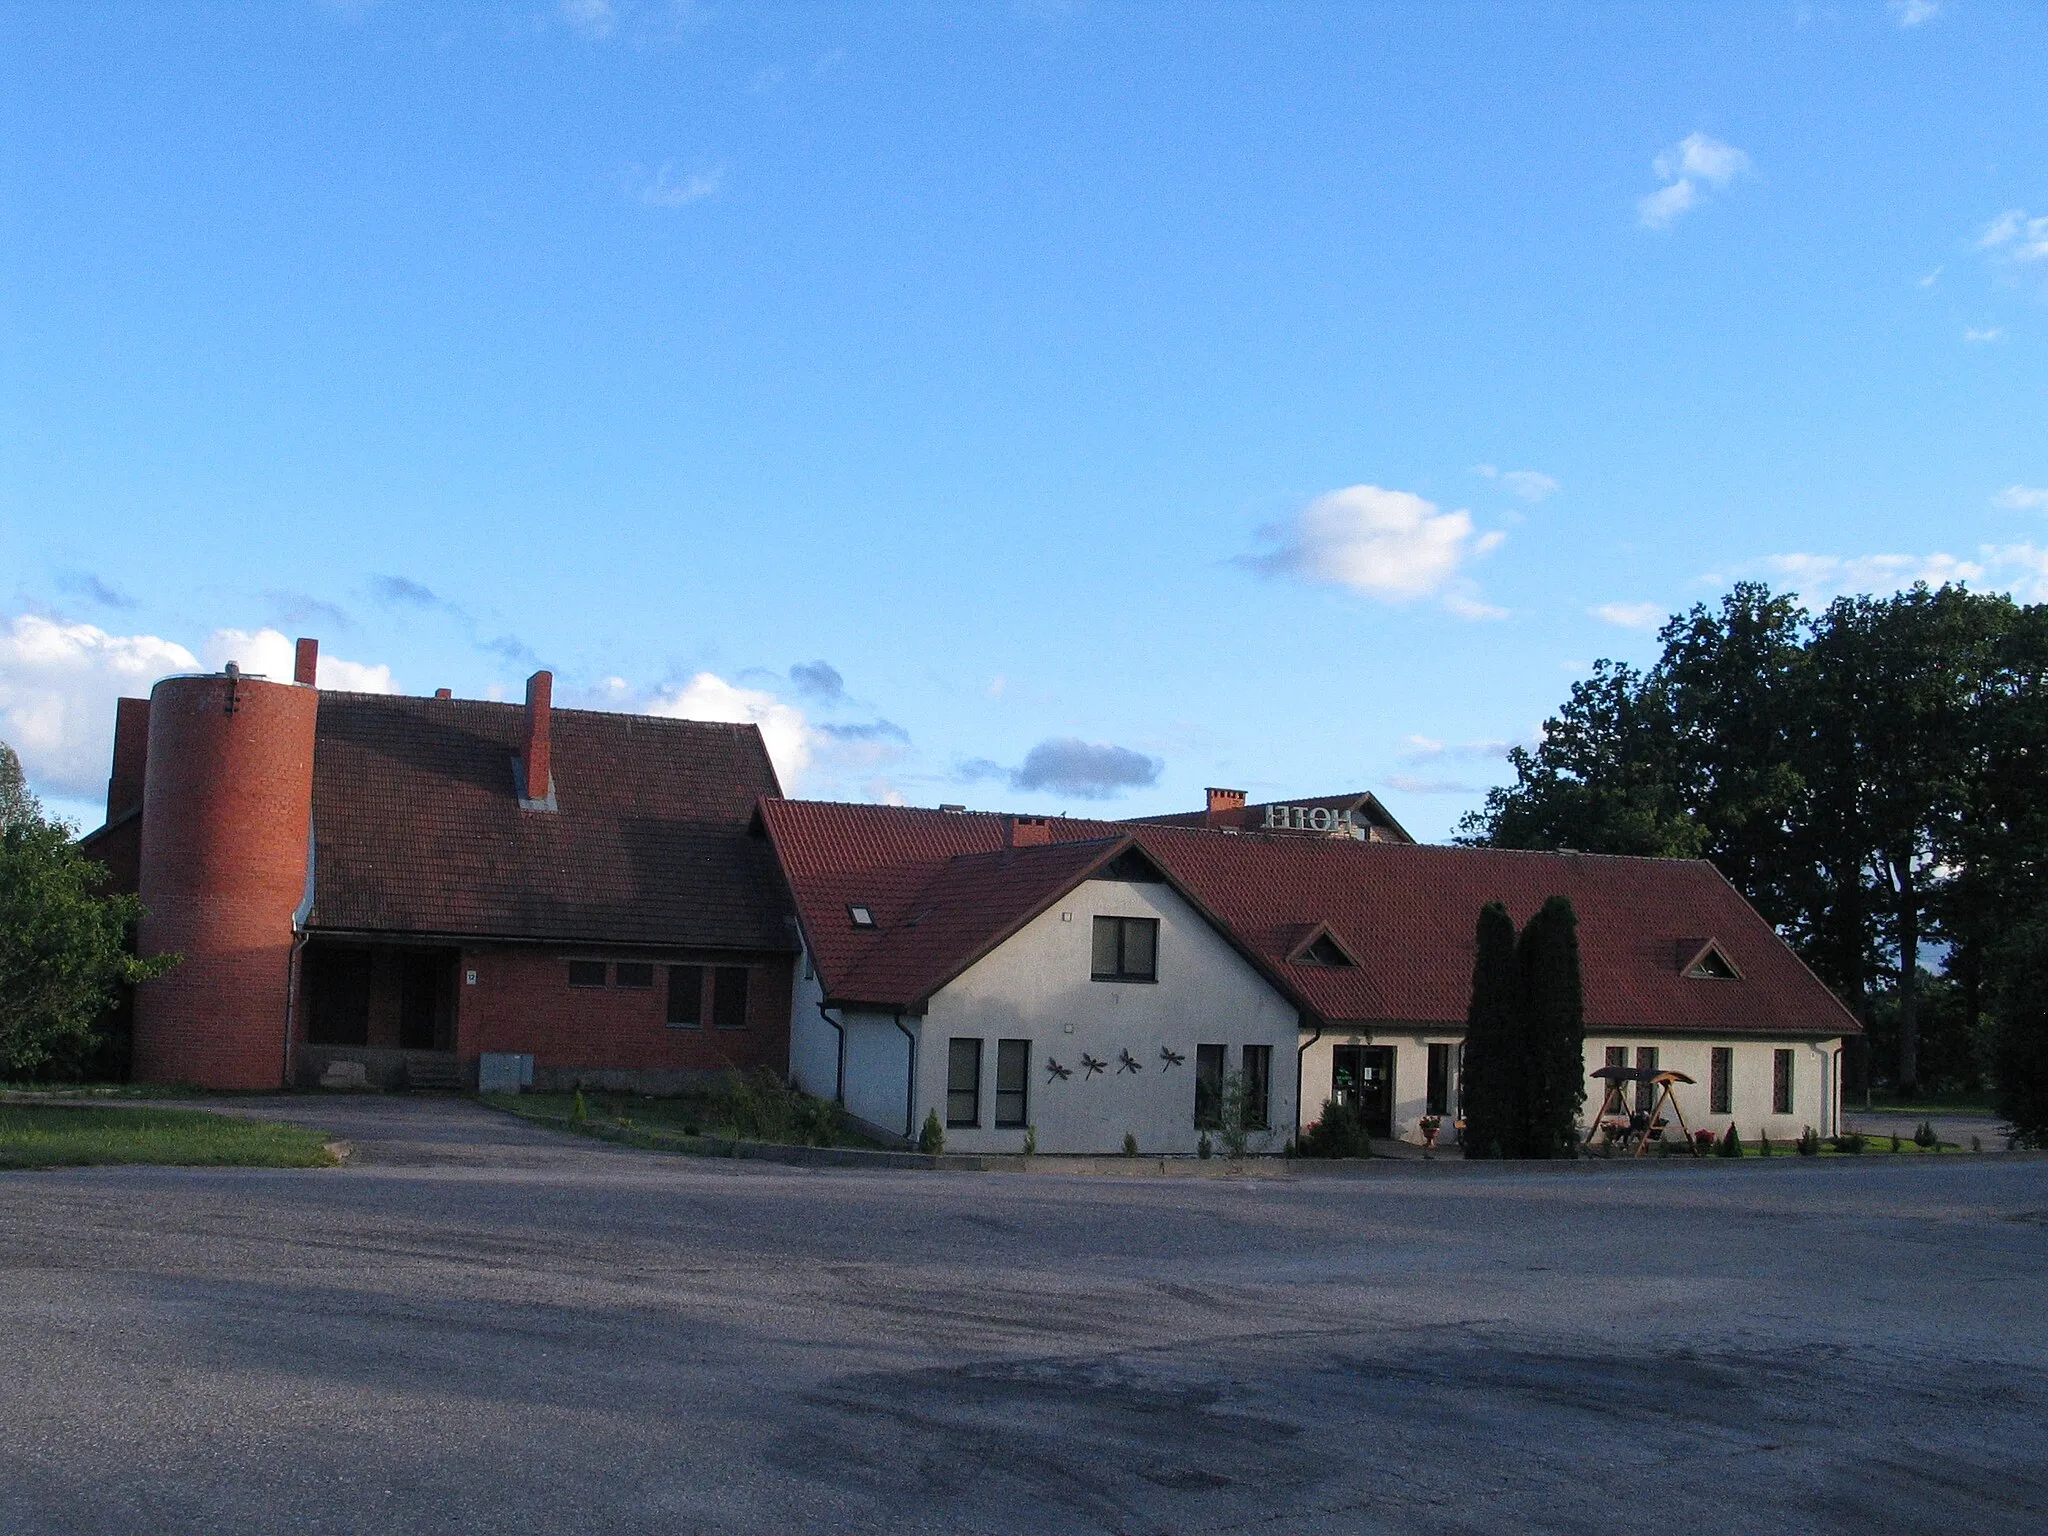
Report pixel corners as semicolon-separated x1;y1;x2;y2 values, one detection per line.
1263;804;1357;833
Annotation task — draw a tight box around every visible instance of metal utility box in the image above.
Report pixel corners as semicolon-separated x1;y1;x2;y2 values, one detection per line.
477;1052;535;1094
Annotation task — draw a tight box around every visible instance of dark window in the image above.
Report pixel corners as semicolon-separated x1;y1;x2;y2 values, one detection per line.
1773;1049;1794;1115
995;1039;1030;1128
1635;1047;1659;1113
1711;1047;1734;1115
1426;1042;1451;1118
305;947;372;1047
568;960;607;989
712;967;750;1030
1194;1043;1225;1129
666;965;704;1027
1295;933;1354;967
947;1037;983;1127
1242;1045;1272;1131
615;962;654;990
1091;915;1159;981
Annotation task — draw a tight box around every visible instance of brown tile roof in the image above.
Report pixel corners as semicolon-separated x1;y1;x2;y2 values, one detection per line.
756;801;1859;1036
308;692;795;951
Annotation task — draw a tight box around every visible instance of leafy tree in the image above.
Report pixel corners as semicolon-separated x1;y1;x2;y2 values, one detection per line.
1;810;175;1078
1460;902;1522;1158
0;740;36;827
1518;896;1586;1158
1989;911;2048;1148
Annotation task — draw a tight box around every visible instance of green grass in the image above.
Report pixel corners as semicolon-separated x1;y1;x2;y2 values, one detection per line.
1860;1092;1998;1117
0;1105;337;1170
491;1073;883;1152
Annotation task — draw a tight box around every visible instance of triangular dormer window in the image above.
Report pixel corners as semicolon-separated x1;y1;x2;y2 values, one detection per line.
1680;939;1741;981
1287;924;1359;968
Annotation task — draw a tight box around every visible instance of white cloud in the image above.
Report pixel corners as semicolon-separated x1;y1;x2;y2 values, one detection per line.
644;672;815;788
1637;178;1697;229
1591;601;1665;630
1475;465;1561;502
1994;485;2048;512
1639;133;1749;229
1399;734;1445;762
202;628;397;694
1654;132;1750;189
1918;268;1942;289
559;0;615;39
0;617;199;800
1891;0;1940;26
1979;544;2048;601
1243;484;1505;616
1965;327;2006;344
1979;209;2048;265
1386;774;1482;797
1758;551;1986;593
639;162;723;209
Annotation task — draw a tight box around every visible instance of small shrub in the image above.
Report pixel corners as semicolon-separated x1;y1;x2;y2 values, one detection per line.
1797;1126;1820;1156
1297;1098;1371;1159
1717;1124;1743;1159
918;1108;945;1155
1914;1119;1939;1150
1022;1124;1037;1156
1971;1134;1982;1154
1834;1132;1865;1155
573;1089;588;1123
1891;1132;1905;1153
1197;1132;1212;1160
1122;1131;1139;1157
1757;1131;1772;1158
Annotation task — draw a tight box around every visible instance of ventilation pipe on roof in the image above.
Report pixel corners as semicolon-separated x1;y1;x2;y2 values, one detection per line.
293;638;318;687
519;670;555;810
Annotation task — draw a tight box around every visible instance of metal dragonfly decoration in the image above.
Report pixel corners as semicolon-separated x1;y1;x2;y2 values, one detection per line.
1158;1046;1185;1069
1044;1057;1072;1082
1079;1053;1108;1079
1117;1049;1143;1075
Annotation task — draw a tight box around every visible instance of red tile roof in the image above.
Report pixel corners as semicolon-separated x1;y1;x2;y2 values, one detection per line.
756;800;1859;1036
308;692;795;951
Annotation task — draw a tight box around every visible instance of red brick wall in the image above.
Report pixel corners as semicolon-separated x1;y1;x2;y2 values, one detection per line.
452;945;794;1077
133;674;317;1089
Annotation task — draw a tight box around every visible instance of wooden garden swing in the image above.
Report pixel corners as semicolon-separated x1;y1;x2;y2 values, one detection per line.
1584;1065;1701;1157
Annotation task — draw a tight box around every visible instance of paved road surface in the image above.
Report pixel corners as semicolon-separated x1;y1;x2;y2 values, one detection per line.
4;1096;2044;1534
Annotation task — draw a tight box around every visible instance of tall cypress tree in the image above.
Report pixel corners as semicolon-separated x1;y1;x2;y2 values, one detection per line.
1461;902;1522;1159
1518;895;1587;1159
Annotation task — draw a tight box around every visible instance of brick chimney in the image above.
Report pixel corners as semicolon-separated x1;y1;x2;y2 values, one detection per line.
1206;787;1247;814
1006;815;1051;848
434;688;452;699
107;697;151;822
520;670;553;808
293;638;318;687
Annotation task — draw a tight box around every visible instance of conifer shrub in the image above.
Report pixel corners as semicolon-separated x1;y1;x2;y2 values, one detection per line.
918;1108;944;1155
1797;1126;1820;1156
1197;1132;1212;1160
1757;1130;1772;1157
1518;896;1587;1160
1122;1131;1138;1157
1460;903;1523;1158
1914;1119;1939;1150
1297;1098;1371;1158
1717;1123;1743;1158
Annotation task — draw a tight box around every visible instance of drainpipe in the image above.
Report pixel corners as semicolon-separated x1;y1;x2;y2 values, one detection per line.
1294;1015;1322;1151
282;929;310;1090
892;1012;917;1140
815;1001;846;1104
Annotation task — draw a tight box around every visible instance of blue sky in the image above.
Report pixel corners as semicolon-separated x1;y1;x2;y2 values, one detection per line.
3;1;2044;836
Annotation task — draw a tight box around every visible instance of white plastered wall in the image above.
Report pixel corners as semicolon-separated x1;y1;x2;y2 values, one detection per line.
914;877;1300;1156
1582;1035;1845;1144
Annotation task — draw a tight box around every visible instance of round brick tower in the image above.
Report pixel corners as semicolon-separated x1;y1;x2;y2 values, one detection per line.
132;667;318;1089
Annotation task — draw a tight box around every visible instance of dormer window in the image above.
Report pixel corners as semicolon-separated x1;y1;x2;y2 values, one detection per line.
1680;939;1741;980
1286;923;1360;968
1295;933;1356;968
848;904;876;928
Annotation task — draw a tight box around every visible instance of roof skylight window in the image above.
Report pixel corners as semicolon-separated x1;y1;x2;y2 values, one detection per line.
848;904;876;928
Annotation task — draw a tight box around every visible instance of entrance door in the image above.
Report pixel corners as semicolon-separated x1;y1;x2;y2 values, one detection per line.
398;950;455;1050
1331;1045;1396;1139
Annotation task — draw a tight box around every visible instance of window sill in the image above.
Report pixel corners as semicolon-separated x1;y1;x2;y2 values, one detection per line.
666;1023;701;1031
1089;975;1158;985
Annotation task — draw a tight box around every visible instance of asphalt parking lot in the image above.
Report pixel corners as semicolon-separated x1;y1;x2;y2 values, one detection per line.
3;1096;2044;1535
